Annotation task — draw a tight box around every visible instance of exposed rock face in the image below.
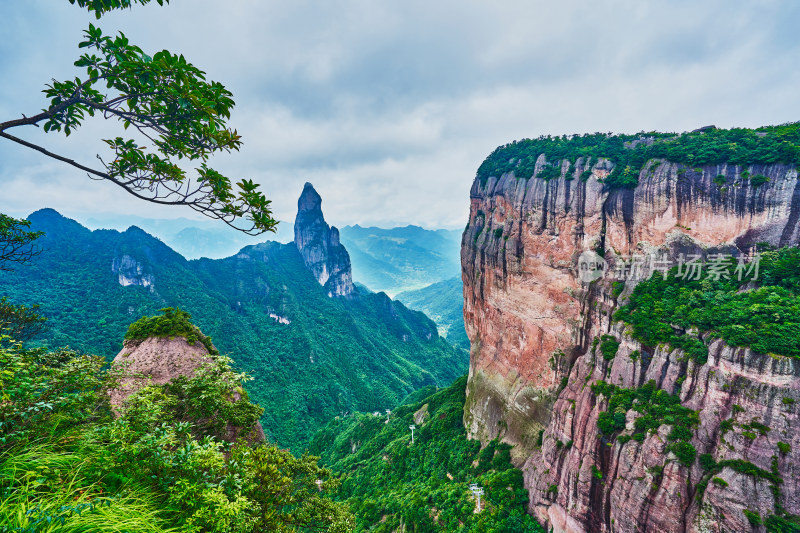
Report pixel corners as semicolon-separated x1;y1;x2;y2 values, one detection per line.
110;336;265;443
110;336;211;409
294;182;354;297
111;254;154;288
461;157;800;531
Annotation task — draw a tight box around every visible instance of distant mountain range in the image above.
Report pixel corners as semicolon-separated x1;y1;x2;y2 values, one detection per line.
81;216;463;300
0;186;467;451
82;214;295;259
338;225;462;296
79;208;468;350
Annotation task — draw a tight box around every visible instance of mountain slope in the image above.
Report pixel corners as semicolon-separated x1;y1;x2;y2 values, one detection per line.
339;225;461;296
0;193;467;450
396;276;468;350
309;376;544;532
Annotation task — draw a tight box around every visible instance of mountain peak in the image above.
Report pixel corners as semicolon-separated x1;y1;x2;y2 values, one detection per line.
27;208;90;236
294;183;354;297
298;182;322;213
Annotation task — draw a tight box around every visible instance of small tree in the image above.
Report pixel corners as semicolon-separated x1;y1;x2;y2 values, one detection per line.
0;0;276;236
0;297;47;344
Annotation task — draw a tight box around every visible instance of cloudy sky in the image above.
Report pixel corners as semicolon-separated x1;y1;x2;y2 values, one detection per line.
1;0;799;231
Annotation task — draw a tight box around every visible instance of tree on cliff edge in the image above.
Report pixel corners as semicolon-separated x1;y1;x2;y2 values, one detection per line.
0;0;277;239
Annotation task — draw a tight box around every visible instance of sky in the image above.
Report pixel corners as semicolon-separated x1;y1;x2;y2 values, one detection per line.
1;0;800;231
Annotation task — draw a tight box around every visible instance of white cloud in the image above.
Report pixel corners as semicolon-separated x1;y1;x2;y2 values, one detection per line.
1;0;799;229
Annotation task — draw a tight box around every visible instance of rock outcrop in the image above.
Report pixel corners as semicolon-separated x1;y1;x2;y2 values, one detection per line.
294;182;354;297
111;254;154;288
110;336;265;443
461;156;800;531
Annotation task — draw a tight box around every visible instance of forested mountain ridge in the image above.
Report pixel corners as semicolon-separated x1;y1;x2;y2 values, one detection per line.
0;187;467;451
396;276;468;350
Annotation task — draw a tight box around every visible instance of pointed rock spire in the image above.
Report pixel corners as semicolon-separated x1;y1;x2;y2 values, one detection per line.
294;183;354;297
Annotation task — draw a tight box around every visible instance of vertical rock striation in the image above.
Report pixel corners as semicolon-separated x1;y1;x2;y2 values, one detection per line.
294;182;354;297
461;156;800;531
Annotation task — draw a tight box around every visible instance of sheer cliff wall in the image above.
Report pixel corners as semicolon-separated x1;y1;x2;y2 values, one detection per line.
461;157;800;532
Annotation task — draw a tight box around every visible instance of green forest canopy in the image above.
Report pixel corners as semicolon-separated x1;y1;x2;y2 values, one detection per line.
477;122;800;188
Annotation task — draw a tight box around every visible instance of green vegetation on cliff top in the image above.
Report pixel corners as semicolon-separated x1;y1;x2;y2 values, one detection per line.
477;122;800;188
309;376;544;532
125;307;217;354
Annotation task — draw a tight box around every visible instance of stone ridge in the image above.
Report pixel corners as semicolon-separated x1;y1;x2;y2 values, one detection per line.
460;156;800;532
294;182;354;297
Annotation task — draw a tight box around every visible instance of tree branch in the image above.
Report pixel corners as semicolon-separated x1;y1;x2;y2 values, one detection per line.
0;130;110;180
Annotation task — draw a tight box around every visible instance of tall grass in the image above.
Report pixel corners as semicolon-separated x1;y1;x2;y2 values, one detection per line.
0;437;179;533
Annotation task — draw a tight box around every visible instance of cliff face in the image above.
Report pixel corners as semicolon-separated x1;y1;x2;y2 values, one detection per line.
461;157;800;531
294;182;354;297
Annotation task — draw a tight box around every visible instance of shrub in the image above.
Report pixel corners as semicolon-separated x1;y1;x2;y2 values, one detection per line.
0;336;354;532
668;425;693;441
125;307;217;354
668;441;697;466
764;514;800;532
592;380;698;446
614;247;800;360
744;510;763;526
712;477;729;488
699;454;718;471
599;335;620;361
778;441;792;454
611;281;625;299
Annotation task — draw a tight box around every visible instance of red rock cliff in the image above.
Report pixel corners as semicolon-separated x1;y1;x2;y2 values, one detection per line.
461;156;800;532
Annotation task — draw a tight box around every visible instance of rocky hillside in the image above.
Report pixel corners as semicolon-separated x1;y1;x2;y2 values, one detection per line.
0;185;467;451
461;124;800;532
110;308;266;443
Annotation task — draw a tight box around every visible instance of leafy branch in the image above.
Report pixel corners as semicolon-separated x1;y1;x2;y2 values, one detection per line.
0;214;43;271
0;21;276;235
